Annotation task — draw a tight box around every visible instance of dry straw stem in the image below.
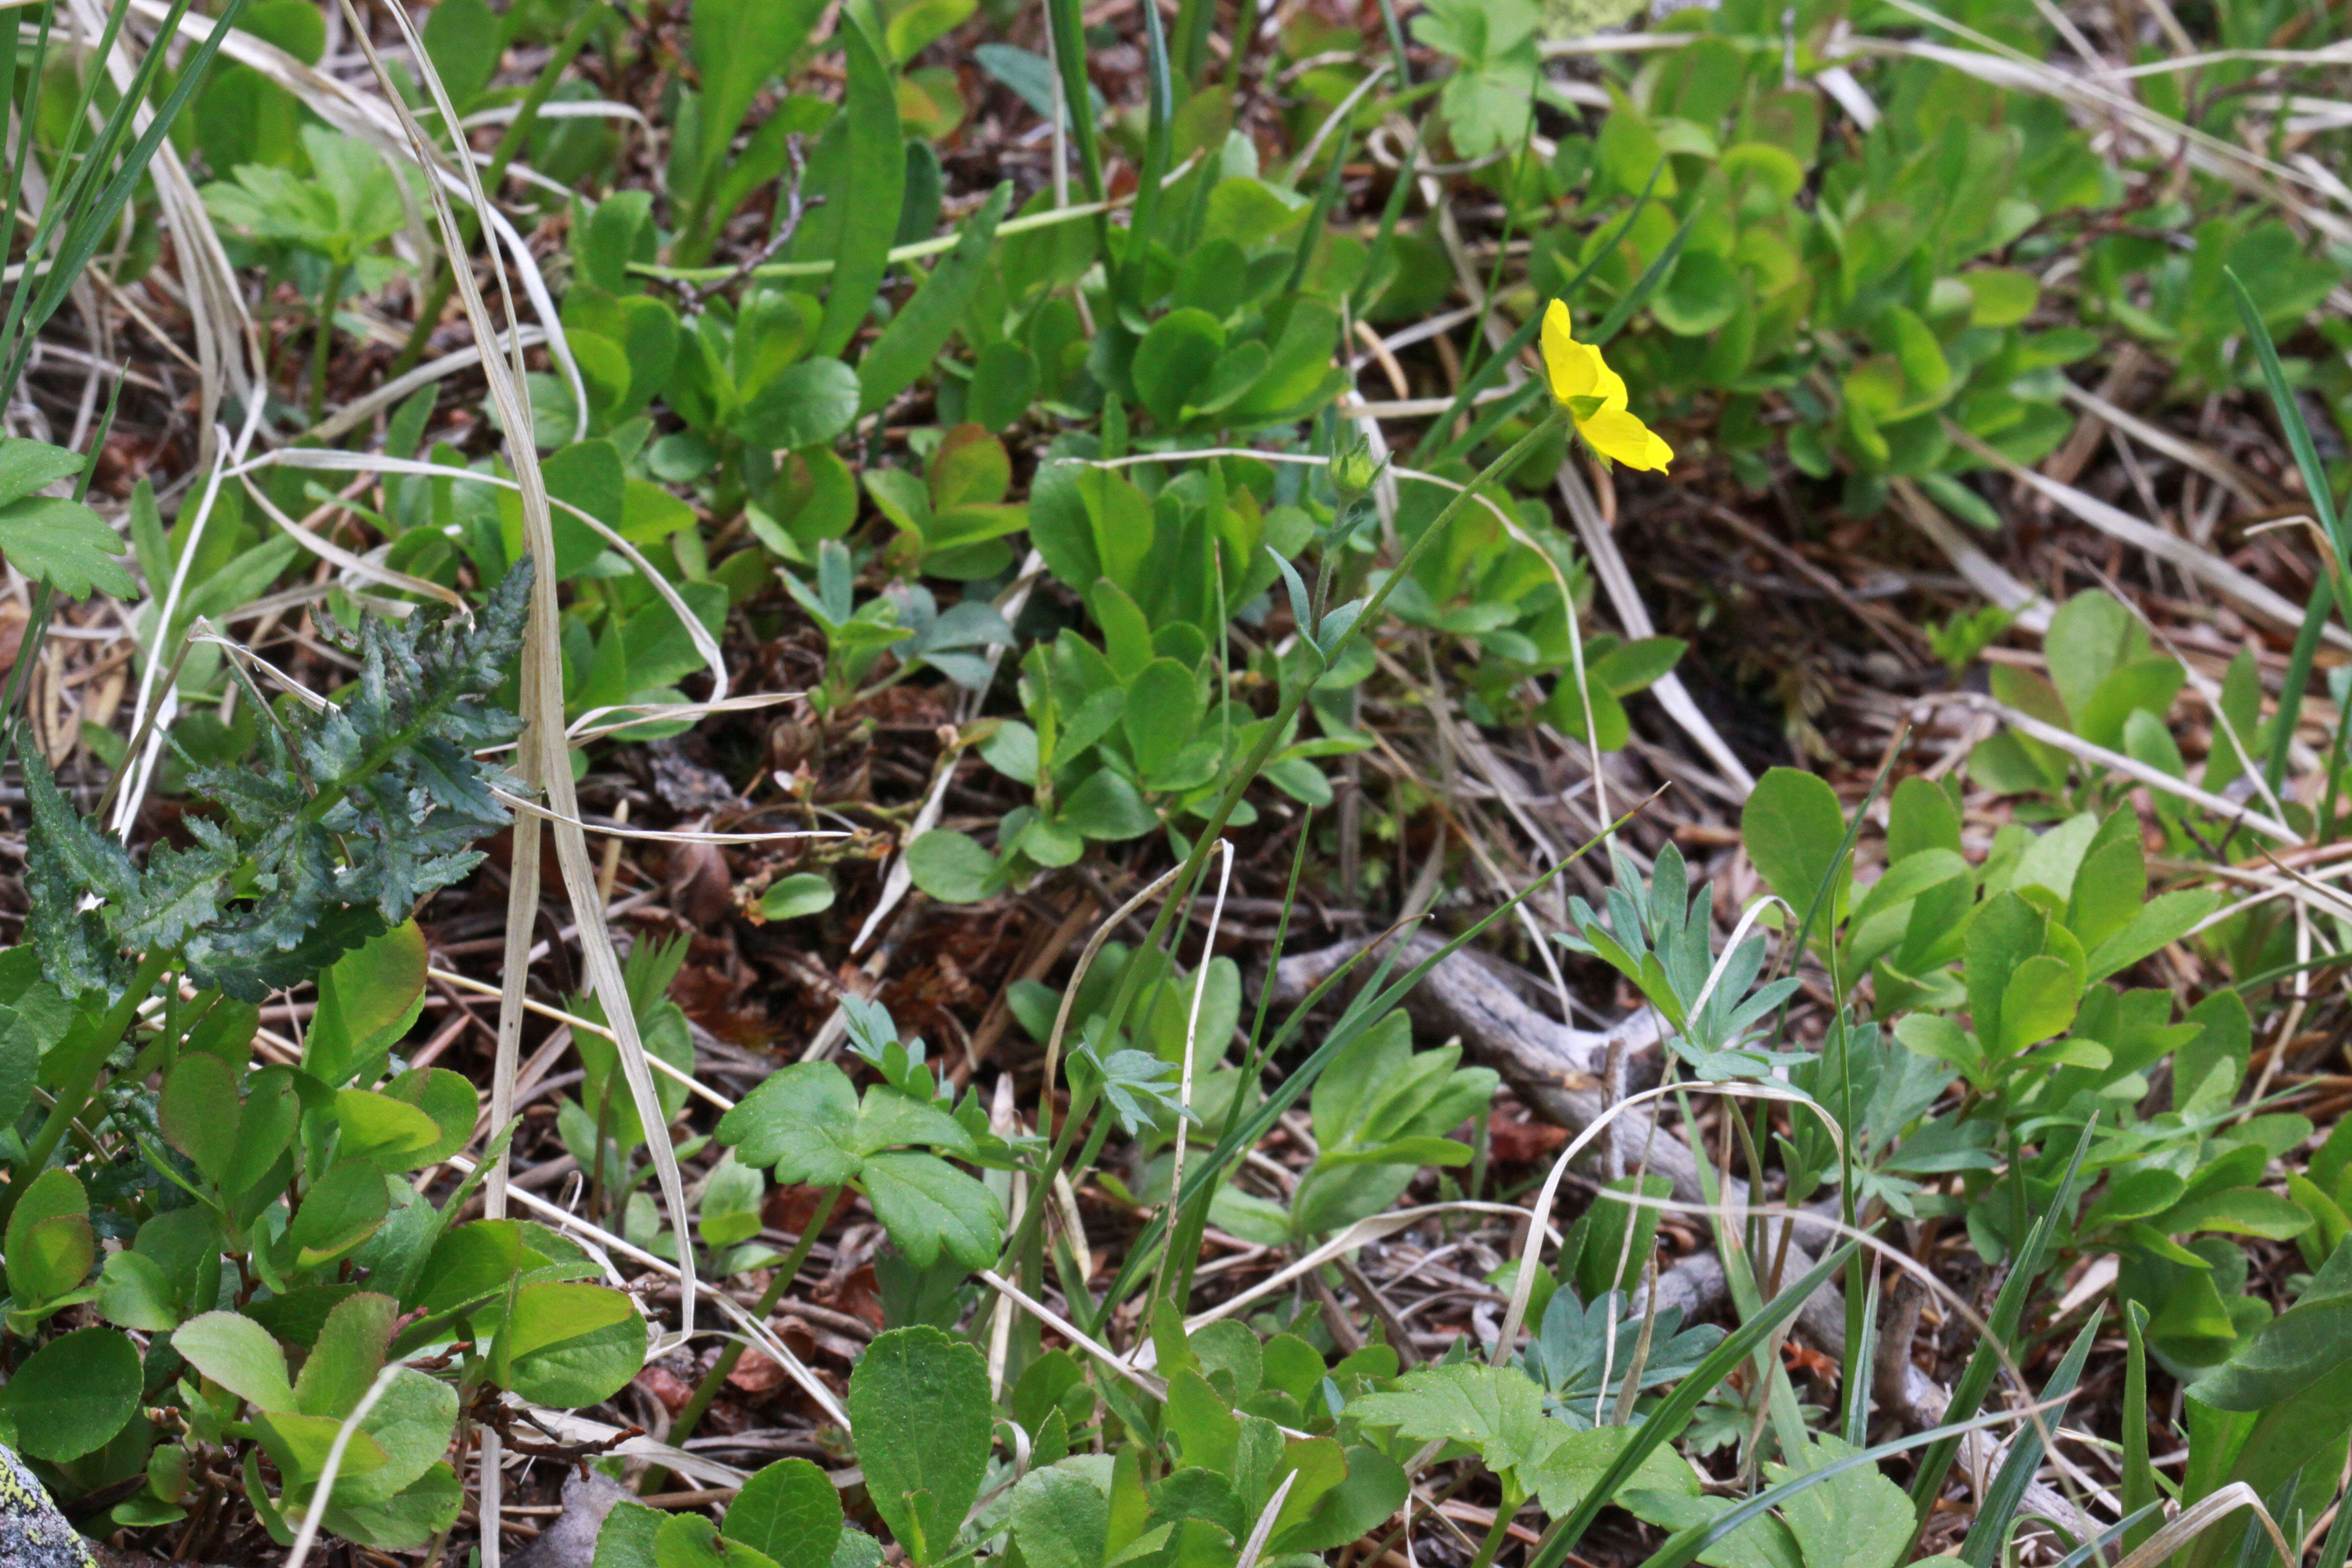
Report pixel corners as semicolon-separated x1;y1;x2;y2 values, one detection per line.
1951;427;2352;650
327;9;701;1553
282;1363;408;1568
1940;691;2303;844
1891;479;2055;635
445;1151;851;1434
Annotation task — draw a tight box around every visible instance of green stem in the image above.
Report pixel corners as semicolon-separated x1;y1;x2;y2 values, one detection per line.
1466;1498;1519;1568
0;580;55;773
646;1183;842;1490
0;945;173;1225
311;261;350;426
999;410;1569;1280
391;2;607;377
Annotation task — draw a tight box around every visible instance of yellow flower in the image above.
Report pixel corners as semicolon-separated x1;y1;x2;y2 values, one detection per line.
1540;300;1673;473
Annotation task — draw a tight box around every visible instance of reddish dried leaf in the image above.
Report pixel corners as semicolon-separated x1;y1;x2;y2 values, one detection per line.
1487;1102;1567;1164
634;1364;696;1415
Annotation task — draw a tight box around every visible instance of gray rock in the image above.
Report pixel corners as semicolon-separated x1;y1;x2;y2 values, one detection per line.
0;1446;95;1568
506;1468;630;1568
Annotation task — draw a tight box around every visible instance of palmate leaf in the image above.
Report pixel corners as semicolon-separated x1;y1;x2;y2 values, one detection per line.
1349;1361;1562;1500
0;493;134;599
0;439;90;506
1521;1286;1725;1428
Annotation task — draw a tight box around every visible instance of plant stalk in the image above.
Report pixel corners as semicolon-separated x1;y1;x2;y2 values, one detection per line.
1465;1500;1519;1568
311;261;351;425
647;1183;842;1489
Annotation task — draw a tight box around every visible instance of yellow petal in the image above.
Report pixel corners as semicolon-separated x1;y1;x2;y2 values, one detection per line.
1578;409;1674;472
1541;299;1600;403
1587;350;1630;415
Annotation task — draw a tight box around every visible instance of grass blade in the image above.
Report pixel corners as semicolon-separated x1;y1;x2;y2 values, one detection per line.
2123;1299;2159;1553
1520;1241;1862;1568
1286;122;1353;293
1906;1117;2101;1539
1842;1259;1880;1449
1632;1392;2075;1568
1958;1317;2101;1567
2227;267;2352;796
1044;0;1104;209
2312;1477;2352;1568
1101;790;1657;1313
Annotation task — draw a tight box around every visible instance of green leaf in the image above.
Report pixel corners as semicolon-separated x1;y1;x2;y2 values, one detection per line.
2043;590;2141;724
330;1368;460;1507
718;1062;863;1183
904;829;998;903
1348;1362;1560;1501
1591;636;1685;696
848;1326;993;1566
159;1052;242;1184
2154;1188;2314;1241
1274;1445;1408;1555
325;1459;463;1549
726;1458;847;1568
2083;890;2220;982
735;358;861;451
1124;658;1202;778
1961;892;2041;1058
336;1088;445;1171
288;1161;392;1269
0;1003;37;1131
381;1067;480;1167
1740;768;1851;931
762;873;837;922
600;1500;668;1568
421;0;498;109
1528;1424;1698;1522
0;1326;142;1461
1060;770;1158;840
810;14;904;360
174;1310;299;1413
3;1168;93;1308
1132;309;1226;428
251;1408;390;1495
1995;954;2078;1056
1164;1369;1241;1473
689;0;826;188
503;1283;646;1407
0;438;88;507
1961;269;2039;328
1010;1463;1110;1568
858;182;1015;415
100;1249;182;1331
305;920;428;1088
296;1291;397;1420
0;494;137;598
660;1511;784;1568
1771;1436;1913;1568
861;1152;1005;1268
